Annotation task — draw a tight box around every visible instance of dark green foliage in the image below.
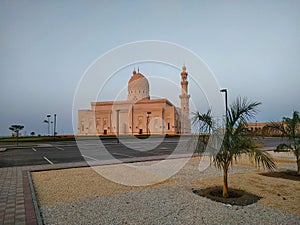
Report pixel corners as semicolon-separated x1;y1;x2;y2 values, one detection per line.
264;111;300;174
193;97;276;197
9;125;24;146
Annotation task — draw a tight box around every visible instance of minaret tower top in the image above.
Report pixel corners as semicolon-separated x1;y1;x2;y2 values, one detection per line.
181;64;188;94
179;64;191;134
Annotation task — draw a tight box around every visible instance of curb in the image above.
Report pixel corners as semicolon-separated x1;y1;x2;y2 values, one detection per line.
22;171;38;225
27;171;43;225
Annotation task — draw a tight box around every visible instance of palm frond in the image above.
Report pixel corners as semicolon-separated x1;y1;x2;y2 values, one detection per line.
228;97;261;128
192;110;213;134
213;149;229;169
283;111;300;140
249;149;277;170
263;121;286;136
276;143;292;151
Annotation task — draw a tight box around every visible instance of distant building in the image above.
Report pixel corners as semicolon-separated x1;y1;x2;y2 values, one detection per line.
78;66;191;136
245;121;300;136
245;122;267;134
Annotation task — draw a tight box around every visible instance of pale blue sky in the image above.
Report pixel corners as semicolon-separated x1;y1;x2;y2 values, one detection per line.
1;0;299;136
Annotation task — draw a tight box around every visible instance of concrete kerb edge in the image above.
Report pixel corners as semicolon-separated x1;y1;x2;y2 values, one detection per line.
27;171;43;225
28;163;90;173
27;153;199;174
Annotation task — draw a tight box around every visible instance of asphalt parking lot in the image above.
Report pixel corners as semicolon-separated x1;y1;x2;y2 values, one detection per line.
0;137;191;167
0;137;285;167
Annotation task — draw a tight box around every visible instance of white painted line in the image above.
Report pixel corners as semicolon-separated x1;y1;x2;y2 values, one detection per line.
143;151;157;155
32;148;37;152
55;146;64;150
112;152;134;158
43;156;53;165
81;154;100;161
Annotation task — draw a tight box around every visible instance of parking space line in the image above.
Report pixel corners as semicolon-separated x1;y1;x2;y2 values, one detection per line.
142;151;158;155
55;146;64;150
112;152;134;158
43;156;54;165
32;148;37;152
82;154;100;161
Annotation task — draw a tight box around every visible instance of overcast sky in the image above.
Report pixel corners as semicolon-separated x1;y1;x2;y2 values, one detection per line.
1;0;299;136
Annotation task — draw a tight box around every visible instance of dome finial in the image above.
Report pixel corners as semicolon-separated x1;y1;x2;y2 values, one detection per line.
182;64;186;72
133;68;136;75
127;68;150;101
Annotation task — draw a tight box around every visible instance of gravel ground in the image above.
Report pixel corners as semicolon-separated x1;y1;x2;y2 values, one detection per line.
33;154;300;225
40;185;300;225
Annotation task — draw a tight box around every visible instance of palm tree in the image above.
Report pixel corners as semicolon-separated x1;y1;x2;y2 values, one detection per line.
9;125;24;146
264;111;300;174
193;97;276;197
192;109;213;155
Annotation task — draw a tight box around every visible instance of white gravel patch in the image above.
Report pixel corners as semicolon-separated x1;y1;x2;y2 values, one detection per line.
36;157;300;225
40;185;300;225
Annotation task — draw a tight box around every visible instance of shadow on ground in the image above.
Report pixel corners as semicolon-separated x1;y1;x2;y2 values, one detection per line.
260;170;300;182
192;186;261;206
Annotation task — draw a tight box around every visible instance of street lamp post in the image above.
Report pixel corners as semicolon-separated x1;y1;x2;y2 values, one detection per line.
116;110;120;143
220;89;228;144
255;120;258;135
147;112;151;136
44;114;57;139
47;114;51;136
220;89;228;116
53;114;57;140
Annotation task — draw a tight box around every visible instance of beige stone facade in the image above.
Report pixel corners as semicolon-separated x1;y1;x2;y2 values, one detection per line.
78;66;191;136
245;122;267;133
245;121;300;136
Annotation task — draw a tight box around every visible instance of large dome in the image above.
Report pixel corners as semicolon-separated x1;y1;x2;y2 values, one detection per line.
127;69;150;101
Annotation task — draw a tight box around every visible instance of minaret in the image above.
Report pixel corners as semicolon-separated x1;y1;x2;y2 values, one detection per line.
179;65;191;134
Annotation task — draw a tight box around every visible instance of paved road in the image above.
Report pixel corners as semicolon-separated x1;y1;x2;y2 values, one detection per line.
0;137;287;167
0;137;192;167
255;136;288;149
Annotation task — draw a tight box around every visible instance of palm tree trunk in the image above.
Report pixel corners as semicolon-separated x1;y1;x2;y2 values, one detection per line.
297;159;300;175
223;165;229;198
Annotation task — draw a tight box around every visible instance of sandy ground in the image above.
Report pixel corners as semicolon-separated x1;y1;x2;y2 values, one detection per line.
192;171;300;215
32;151;300;216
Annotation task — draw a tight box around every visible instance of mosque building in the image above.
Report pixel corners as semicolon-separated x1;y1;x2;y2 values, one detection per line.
77;65;191;136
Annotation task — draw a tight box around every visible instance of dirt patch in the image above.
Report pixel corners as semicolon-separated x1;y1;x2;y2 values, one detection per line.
192;172;300;215
193;186;261;206
273;158;296;164
260;170;300;181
